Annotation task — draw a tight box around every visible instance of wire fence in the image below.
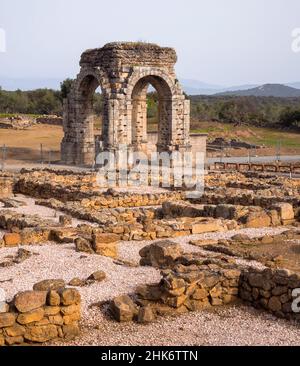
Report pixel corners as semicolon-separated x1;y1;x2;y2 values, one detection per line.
207;139;285;164
1;139;299;172
0;143;59;171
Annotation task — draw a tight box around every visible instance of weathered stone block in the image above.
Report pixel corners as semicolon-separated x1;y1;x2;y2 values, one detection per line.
24;324;58;343
110;295;138;322
0;313;16;328
17;307;45;325
60;288;81;306
14;291;47;313
3;233;21;246
33;279;65;292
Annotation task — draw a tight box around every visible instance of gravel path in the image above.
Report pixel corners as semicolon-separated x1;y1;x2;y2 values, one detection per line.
4;195;98;228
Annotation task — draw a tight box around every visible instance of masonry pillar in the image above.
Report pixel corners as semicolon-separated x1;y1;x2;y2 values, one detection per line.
61;98;77;164
132;96;148;152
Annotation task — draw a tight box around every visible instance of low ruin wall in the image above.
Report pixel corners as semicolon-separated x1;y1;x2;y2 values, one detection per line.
15;171;184;205
240;267;300;319
194;192;300;213
36;116;63;126
0;287;81;345
162;200;296;228
110;241;300;324
0;197;294;251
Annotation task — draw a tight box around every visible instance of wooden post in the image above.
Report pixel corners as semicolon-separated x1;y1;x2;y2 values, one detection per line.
40;143;44;165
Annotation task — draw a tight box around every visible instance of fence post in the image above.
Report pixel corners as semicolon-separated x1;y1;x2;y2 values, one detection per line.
40;143;44;165
276;139;282;162
220;143;223;163
1;144;6;171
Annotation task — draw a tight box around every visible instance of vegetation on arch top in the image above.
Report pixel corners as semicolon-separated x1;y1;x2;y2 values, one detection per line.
80;41;177;67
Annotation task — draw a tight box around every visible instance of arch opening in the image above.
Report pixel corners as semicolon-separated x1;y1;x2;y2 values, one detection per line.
131;75;173;153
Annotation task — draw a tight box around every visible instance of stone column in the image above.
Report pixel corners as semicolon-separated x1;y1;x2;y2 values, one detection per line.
73;96;96;166
132;97;148;152
182;99;191;151
61;98;77;164
106;98;119;151
157;99;172;152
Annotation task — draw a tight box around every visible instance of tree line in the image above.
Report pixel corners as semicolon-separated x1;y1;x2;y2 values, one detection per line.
190;95;300;128
0;80;300;128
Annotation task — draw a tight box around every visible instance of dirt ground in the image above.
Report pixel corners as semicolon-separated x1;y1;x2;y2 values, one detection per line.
0;122;300;166
0;125;63;164
220;236;300;274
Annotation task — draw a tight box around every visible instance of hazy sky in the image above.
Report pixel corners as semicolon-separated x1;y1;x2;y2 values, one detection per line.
0;0;300;86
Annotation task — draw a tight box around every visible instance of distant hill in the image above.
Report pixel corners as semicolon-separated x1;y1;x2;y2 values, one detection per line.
180;79;260;95
181;80;300;96
215;83;300;97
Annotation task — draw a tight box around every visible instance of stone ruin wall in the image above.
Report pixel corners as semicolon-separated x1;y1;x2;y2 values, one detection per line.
1;168;300;341
0;115;62;130
0;169;298;251
110;241;300;324
0;287;81;345
36;116;63;126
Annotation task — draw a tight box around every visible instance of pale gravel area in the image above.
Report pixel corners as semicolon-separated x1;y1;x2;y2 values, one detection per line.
2;194;98;228
65;305;300;346
0;243;161;309
1;225;300;345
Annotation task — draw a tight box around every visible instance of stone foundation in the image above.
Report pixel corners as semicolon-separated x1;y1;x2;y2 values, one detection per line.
110;246;241;323
36;116;63;126
0;287;81;345
15;169;184;204
240;267;300;319
162;200;296;228
110;241;300;323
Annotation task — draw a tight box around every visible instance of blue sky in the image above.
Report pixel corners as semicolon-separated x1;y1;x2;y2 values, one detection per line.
0;0;300;86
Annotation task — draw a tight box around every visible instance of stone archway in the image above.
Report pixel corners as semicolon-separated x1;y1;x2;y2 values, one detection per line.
61;42;191;166
130;75;173;153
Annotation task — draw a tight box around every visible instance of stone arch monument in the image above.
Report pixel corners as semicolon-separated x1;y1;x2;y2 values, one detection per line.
61;42;191;165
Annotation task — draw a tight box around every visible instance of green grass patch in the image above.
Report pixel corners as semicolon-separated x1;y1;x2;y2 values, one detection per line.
191;121;300;148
